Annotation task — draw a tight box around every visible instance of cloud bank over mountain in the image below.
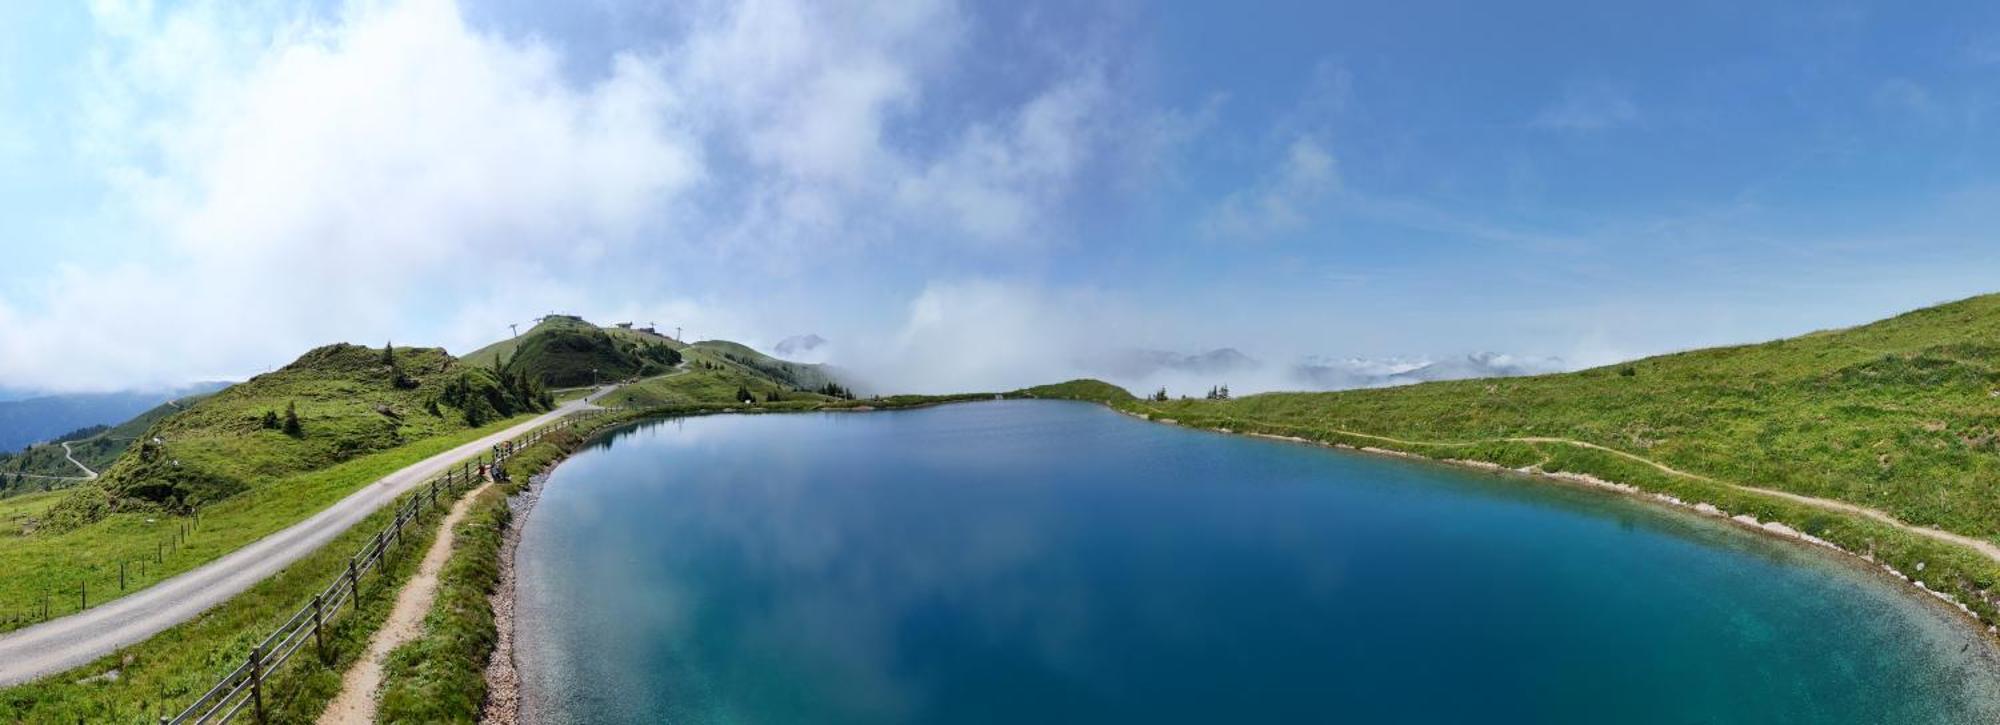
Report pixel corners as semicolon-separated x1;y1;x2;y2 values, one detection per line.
813;279;1565;396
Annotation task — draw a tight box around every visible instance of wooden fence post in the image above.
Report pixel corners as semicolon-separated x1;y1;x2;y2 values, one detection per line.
120;561;126;591
80;580;86;610
248;645;267;724
346;557;361;611
312;593;328;664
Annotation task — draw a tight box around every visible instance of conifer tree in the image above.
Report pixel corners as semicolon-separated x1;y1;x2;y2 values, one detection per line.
282;401;304;438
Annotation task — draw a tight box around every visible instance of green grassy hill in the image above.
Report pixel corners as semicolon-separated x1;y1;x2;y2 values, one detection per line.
0;383;227;453
0;338;555;631
1139;294;2000;536
1123;293;2000;624
78;343;551;511
62;395;209;473
0;393;219;490
1014;379;1137;404
461;315;684;388
458;315;601;369
599;336;848;409
689;340;843;392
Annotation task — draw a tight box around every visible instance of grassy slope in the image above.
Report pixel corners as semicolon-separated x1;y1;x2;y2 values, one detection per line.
88;343;527;508
1141;294;2000;537
67;395;210;473
1127;293;2000;624
599;336;855;410
461;316;685;389
0;395;214;488
1015;379;1139;404
458;316;602;370
0;337;556;627
0;461;464;723
0;331;569;718
599;365;832;409
0;416;528;629
689;340;842;392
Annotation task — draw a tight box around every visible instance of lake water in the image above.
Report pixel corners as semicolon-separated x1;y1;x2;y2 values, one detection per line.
514;400;2000;723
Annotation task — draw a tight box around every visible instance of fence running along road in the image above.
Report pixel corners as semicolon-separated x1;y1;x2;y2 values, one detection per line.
167;410;608;725
0;388;617;687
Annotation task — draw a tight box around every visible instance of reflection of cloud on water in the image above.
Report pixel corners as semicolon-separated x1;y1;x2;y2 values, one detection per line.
617;408;1158;714
526;403;2000;722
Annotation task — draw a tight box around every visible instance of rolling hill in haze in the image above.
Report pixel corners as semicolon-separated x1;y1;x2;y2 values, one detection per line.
0;384;228;454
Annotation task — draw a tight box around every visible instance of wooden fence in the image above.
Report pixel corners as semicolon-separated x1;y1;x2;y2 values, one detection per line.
164;410;605;724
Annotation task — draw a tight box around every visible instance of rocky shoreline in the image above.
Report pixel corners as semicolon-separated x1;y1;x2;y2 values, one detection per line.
477;469;550;725
1205;423;2000;640
1114;406;2000;641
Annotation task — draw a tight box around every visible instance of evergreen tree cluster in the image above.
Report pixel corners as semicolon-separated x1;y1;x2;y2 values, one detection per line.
260;403;303;437
435;355;555;427
1204;384;1231;400
817;382;854;400
637;342;684;369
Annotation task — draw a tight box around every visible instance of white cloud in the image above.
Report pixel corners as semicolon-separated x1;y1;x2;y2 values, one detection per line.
0;0;1123;392
1530;82;1639;131
2;0;702;390
837;279;1104;393
896;72;1108;242
1200;135;1338;241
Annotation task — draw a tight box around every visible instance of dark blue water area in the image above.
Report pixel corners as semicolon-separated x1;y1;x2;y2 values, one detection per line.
513;400;2000;724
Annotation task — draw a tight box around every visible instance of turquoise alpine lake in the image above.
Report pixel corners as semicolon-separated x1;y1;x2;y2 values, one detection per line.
513;400;2000;723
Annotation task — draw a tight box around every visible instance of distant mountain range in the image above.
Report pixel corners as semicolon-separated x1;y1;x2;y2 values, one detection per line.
1079;347;1563;394
1291;352;1564;389
0;382;231;453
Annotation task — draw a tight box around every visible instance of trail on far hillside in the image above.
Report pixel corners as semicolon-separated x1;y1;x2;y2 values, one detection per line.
59;441;96;480
1146;407;2000;567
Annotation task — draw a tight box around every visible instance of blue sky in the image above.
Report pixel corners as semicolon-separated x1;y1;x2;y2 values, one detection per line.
2;0;1999;393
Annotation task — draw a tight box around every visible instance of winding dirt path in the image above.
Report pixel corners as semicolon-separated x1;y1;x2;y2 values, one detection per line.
1145;407;2000;566
318;477;495;724
59;441;97;480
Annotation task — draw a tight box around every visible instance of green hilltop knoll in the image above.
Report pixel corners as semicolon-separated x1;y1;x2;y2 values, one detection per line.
1116;292;2000;625
75;343;553;513
458;314;852;409
460;315;684;388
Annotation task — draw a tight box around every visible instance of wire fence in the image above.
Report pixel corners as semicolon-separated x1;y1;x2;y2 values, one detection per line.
0;505;210;630
164;409;607;725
